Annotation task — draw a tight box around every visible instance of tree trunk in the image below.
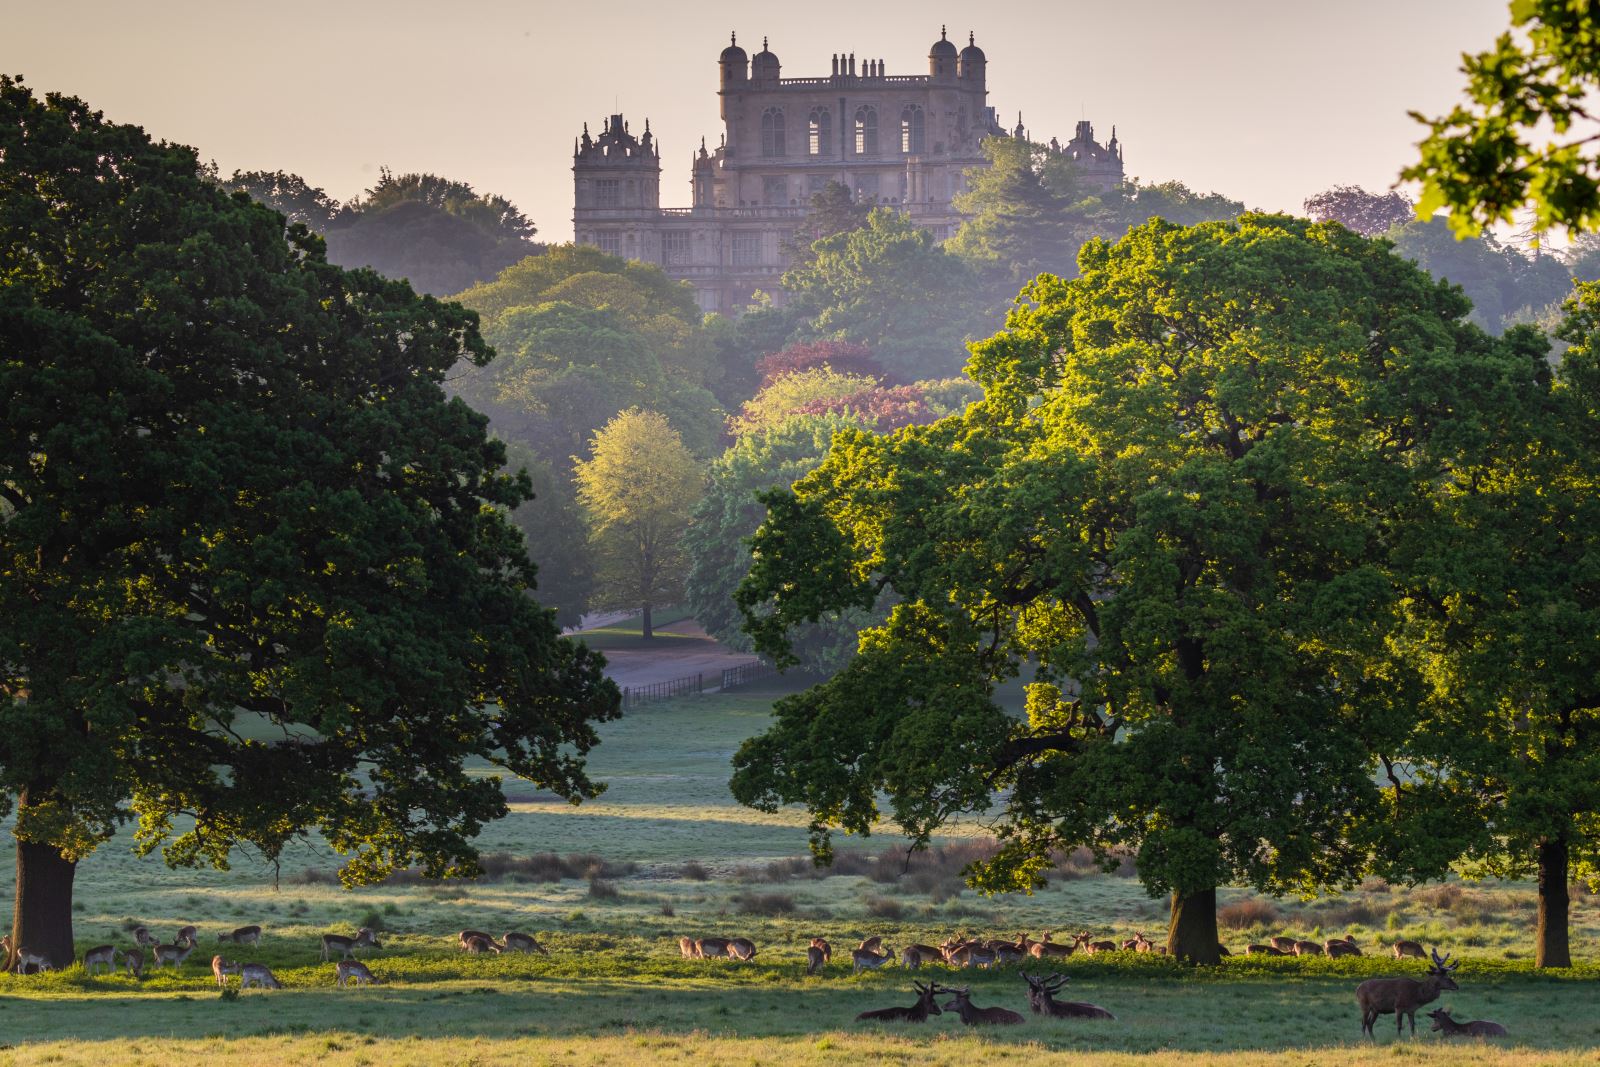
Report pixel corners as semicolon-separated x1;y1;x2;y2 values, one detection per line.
12;839;78;971
1167;886;1221;964
1536;836;1571;968
641;601;653;641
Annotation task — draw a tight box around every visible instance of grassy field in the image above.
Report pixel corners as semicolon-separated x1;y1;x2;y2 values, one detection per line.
1;686;1597;1065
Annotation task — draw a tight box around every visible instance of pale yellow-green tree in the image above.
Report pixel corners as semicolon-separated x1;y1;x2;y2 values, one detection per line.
575;410;704;639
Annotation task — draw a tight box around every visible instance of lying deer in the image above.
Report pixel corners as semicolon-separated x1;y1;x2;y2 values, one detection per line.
335;960;379;988
212;955;242;986
321;928;381;961
1030;933;1075;960
216;925;262;946
1246;944;1286;956
852;943;896;975
152;938;197;969
855;980;943;1023
1392;939;1426;959
696;937;733;959
82;944;119;976
1073;932;1117;955
1356;947;1460;1038
239;963;281;990
1428;1008;1506;1038
1020;970;1116;1020
942;984;1025;1026
502;932;547;955
727;937;757;961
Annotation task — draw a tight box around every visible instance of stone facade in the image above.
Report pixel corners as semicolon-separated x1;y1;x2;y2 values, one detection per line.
573;29;1123;314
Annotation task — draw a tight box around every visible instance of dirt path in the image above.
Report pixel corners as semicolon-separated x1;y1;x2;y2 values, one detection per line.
589;620;756;690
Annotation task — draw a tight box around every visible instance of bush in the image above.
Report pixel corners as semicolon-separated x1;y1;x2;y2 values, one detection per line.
359;912;386;932
659;901;675;917
733;893;796;916
1415;883;1464;912
1218;897;1281;930
866;897;904;921
679;862;710;882
587;878;619;900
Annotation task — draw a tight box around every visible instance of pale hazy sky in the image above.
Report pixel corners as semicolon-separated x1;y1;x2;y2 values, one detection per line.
13;0;1510;241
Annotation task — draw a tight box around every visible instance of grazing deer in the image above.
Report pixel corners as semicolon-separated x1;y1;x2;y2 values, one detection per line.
1030;933;1076;960
1292;940;1324;956
857;936;884;953
131;926;156;950
1246;944;1286;956
216;925;262;946
174;925;198;945
1392;939;1426;959
1428;1008;1507;1038
335;959;379;987
855;980;944;1023
82;944;118;976
240;963;282;990
212;955;242;986
900;947;924;970
1326;937;1361;958
809;937;832;964
696;937;733;959
121;947;144;978
941;984;1025;1026
679;936;701;959
1020;970;1117;1020
1072;932;1117;955
852;943;896;975
807;945;827;975
727;937;757;961
949;943;997;969
1356;947;1460;1038
12;946;51;974
152;938;197;969
502;932;547;955
321;928;381;961
458;930;503;952
462;935;500;955
1269;936;1300;954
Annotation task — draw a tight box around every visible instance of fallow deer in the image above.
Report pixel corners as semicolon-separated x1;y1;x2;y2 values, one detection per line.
1428;1008;1507;1038
1292;940;1324;956
807;945;827;975
216;925;262;946
696;937;733;958
462;934;500;955
1133;933;1167;954
1392;939;1426;959
321;928;381;961
122;947;144;978
174;925;198;945
679;936;701;959
212;955;242;986
1120;936;1141;952
11;946;50;973
941;984;1025;1025
458;930;503;953
502;932;547;955
852;943;896;975
857;936;884;953
990;936;1027;965
82;944;118;975
1020;970;1117;1020
900;947;924;970
1356;948;1460;1038
855;980;944;1022
0;934;11;970
239;963;281;989
335;959;379;987
131;926;156;950
152;937;197;969
1030;933;1075;960
1246;944;1286;956
950;943;997;969
1269;936;1299;954
727;937;757;961
1326;936;1361;958
809;937;832;964
1072;932;1117;955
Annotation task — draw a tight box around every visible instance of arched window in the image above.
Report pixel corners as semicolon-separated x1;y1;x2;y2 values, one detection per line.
761;108;786;157
807;108;831;156
853;105;878;156
900;105;925;154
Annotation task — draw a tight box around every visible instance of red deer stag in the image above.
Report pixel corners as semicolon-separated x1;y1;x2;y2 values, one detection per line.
1356;948;1460;1038
1428;1008;1506;1038
854;980;944;1023
1020;970;1116;1020
941;984;1025;1026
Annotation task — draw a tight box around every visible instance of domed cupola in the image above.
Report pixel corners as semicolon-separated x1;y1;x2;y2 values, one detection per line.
720;32;748;85
928;25;957;79
958;31;986;84
751;36;780;83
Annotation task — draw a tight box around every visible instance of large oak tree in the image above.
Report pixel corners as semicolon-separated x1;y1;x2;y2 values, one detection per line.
732;215;1538;963
0;78;618;968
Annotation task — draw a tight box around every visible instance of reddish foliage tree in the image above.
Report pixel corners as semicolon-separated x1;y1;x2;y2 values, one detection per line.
792;383;946;433
756;341;885;388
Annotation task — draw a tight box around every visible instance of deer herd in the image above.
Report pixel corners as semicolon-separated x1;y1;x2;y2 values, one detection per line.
2;919;1510;1040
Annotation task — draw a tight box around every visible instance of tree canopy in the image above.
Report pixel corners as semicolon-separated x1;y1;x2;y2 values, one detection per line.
0;76;617;967
731;214;1539;963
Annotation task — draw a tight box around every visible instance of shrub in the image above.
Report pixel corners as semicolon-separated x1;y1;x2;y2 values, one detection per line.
359;912;386;932
1415;884;1464;912
587;878;619;900
1218;897;1281;930
679;862;710;882
659;901;675;917
866;897;904;921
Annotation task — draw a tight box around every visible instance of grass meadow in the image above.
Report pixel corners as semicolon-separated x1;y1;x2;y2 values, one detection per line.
1;682;1598;1065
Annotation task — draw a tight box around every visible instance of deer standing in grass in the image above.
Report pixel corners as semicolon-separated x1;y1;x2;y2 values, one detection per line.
216;926;262;946
131;926;155;950
336;960;379;988
695;937;732;958
855;980;943;1022
808;937;832;963
1020;970;1117;1020
322;928;381;961
11;946;51;973
174;925;198;945
1428;1008;1506;1038
807;945;827;975
1292;940;1324;956
941;984;1025;1026
727;937;757;961
1269;936;1299;954
212;955;242;986
852;943;896;975
1326;936;1361;958
1356;948;1460;1038
1392;939;1425;959
239;963;281;990
679;936;700;959
856;936;884;953
152;937;197;969
121;947;144;978
462;935;500;955
458;930;503;953
502;932;547;955
82;945;118;976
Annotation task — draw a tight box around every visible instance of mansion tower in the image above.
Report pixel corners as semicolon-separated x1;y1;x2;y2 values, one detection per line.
573;29;1123;314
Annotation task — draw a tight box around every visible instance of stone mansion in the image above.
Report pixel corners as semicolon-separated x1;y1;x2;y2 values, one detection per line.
573;29;1124;314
